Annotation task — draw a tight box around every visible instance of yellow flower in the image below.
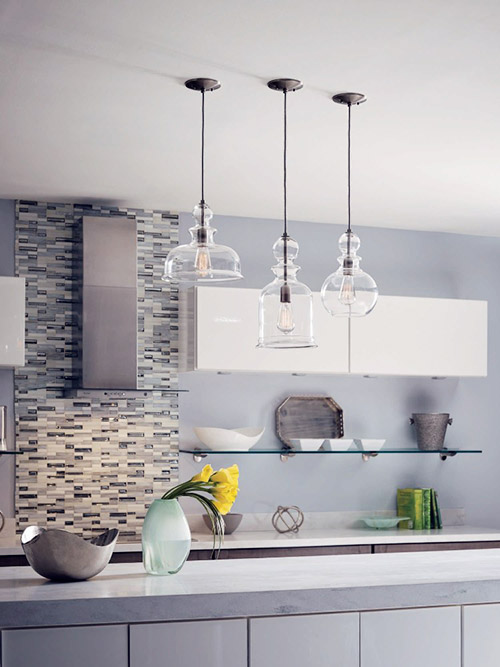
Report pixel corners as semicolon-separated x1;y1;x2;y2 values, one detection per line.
209;465;239;515
213;499;234;515
210;464;239;486
191;464;214;483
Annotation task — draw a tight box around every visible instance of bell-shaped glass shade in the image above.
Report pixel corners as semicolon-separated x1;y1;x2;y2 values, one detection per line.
162;203;243;283
321;231;378;317
258;236;316;348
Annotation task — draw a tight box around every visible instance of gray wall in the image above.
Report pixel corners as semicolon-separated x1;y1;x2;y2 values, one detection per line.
179;212;500;527
0;200;15;516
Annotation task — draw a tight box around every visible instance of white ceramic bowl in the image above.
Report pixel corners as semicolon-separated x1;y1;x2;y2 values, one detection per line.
193;426;265;451
356;439;386;451
323;438;354;451
362;516;411;529
290;438;325;451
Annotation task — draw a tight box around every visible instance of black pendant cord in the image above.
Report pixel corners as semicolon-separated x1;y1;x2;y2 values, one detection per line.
346;101;352;257
200;89;206;226
283;89;289;285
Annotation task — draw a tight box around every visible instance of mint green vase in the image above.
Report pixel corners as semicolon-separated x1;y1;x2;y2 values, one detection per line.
142;499;191;575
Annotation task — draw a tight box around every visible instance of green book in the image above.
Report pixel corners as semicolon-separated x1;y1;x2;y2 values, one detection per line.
434;490;443;529
397;488;424;530
430;489;438;528
422;489;432;529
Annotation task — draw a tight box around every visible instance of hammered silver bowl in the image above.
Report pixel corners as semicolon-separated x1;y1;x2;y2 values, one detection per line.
21;526;119;582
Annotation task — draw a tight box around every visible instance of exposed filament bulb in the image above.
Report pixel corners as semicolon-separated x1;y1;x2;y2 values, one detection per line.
195;246;212;277
277;302;295;333
339;273;356;305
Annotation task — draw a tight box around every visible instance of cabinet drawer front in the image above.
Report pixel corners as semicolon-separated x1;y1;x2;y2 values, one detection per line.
250;613;359;667
1;625;128;667
130;619;247;667
361;606;460;667
463;603;500;667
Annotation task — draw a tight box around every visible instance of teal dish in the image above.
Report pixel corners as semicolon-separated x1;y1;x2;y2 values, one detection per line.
362;516;412;529
142;499;191;575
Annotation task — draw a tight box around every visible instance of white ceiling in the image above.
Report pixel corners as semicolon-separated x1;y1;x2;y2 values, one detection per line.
1;0;500;235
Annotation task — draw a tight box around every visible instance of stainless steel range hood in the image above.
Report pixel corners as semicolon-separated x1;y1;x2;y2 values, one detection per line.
66;216;148;399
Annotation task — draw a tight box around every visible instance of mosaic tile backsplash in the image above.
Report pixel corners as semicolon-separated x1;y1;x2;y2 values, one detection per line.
15;201;180;540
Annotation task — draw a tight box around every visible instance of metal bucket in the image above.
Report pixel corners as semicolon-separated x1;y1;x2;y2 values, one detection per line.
409;413;453;451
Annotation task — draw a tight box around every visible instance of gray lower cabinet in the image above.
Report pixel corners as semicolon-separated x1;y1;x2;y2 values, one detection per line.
463;603;500;666
360;607;461;667
250;613;359;667
374;542;500;554
1;624;128;667
129;619;247;667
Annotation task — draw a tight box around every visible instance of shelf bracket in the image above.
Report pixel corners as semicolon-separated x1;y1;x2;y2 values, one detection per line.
440;451;457;461
192;451;208;463
362;452;379;462
280;451;296;463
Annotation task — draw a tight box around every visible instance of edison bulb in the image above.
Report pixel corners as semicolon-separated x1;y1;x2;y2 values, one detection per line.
277;302;295;333
194;246;211;277
339;274;356;305
321;231;378;317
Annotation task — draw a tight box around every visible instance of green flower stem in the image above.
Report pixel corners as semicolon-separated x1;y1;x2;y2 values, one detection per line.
162;480;218;500
183;491;224;556
159;479;231;559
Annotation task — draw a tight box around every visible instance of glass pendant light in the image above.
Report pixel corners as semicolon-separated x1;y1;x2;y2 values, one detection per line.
257;79;316;349
163;78;242;283
321;93;378;317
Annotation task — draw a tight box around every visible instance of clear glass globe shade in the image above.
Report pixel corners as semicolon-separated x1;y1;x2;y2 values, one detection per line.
163;242;242;283
258;279;316;348
162;204;242;283
258;236;316;349
321;267;378;317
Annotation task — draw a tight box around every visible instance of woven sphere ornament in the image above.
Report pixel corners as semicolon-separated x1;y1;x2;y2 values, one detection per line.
272;505;304;534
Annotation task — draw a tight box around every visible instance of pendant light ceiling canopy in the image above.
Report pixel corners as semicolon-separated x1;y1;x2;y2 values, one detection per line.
162;78;243;284
257;79;316;349
321;92;378;317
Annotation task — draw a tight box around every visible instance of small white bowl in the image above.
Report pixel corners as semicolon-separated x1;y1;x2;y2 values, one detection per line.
193;426;265;451
356;439;386;451
323;438;355;451
290;438;325;451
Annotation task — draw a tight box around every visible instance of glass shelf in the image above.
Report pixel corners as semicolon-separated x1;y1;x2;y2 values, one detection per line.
180;447;482;463
0;450;22;455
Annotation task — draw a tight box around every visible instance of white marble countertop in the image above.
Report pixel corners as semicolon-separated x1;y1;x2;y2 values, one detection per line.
2;550;500;628
1;524;500;555
190;525;500;550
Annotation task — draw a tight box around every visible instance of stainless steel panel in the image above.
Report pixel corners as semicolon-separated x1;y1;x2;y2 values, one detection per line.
83;216;136;288
65;388;152;399
83;285;137;389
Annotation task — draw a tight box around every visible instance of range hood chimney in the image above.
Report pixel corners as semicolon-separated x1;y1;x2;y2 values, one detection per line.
67;216;148;399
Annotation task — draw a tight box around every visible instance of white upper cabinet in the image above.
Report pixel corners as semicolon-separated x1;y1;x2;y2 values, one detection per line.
0;277;25;368
350;296;487;377
180;287;349;374
180;288;487;378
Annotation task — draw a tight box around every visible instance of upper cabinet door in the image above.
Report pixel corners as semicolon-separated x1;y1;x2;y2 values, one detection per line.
0;277;25;368
181;287;349;374
350;296;487;377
